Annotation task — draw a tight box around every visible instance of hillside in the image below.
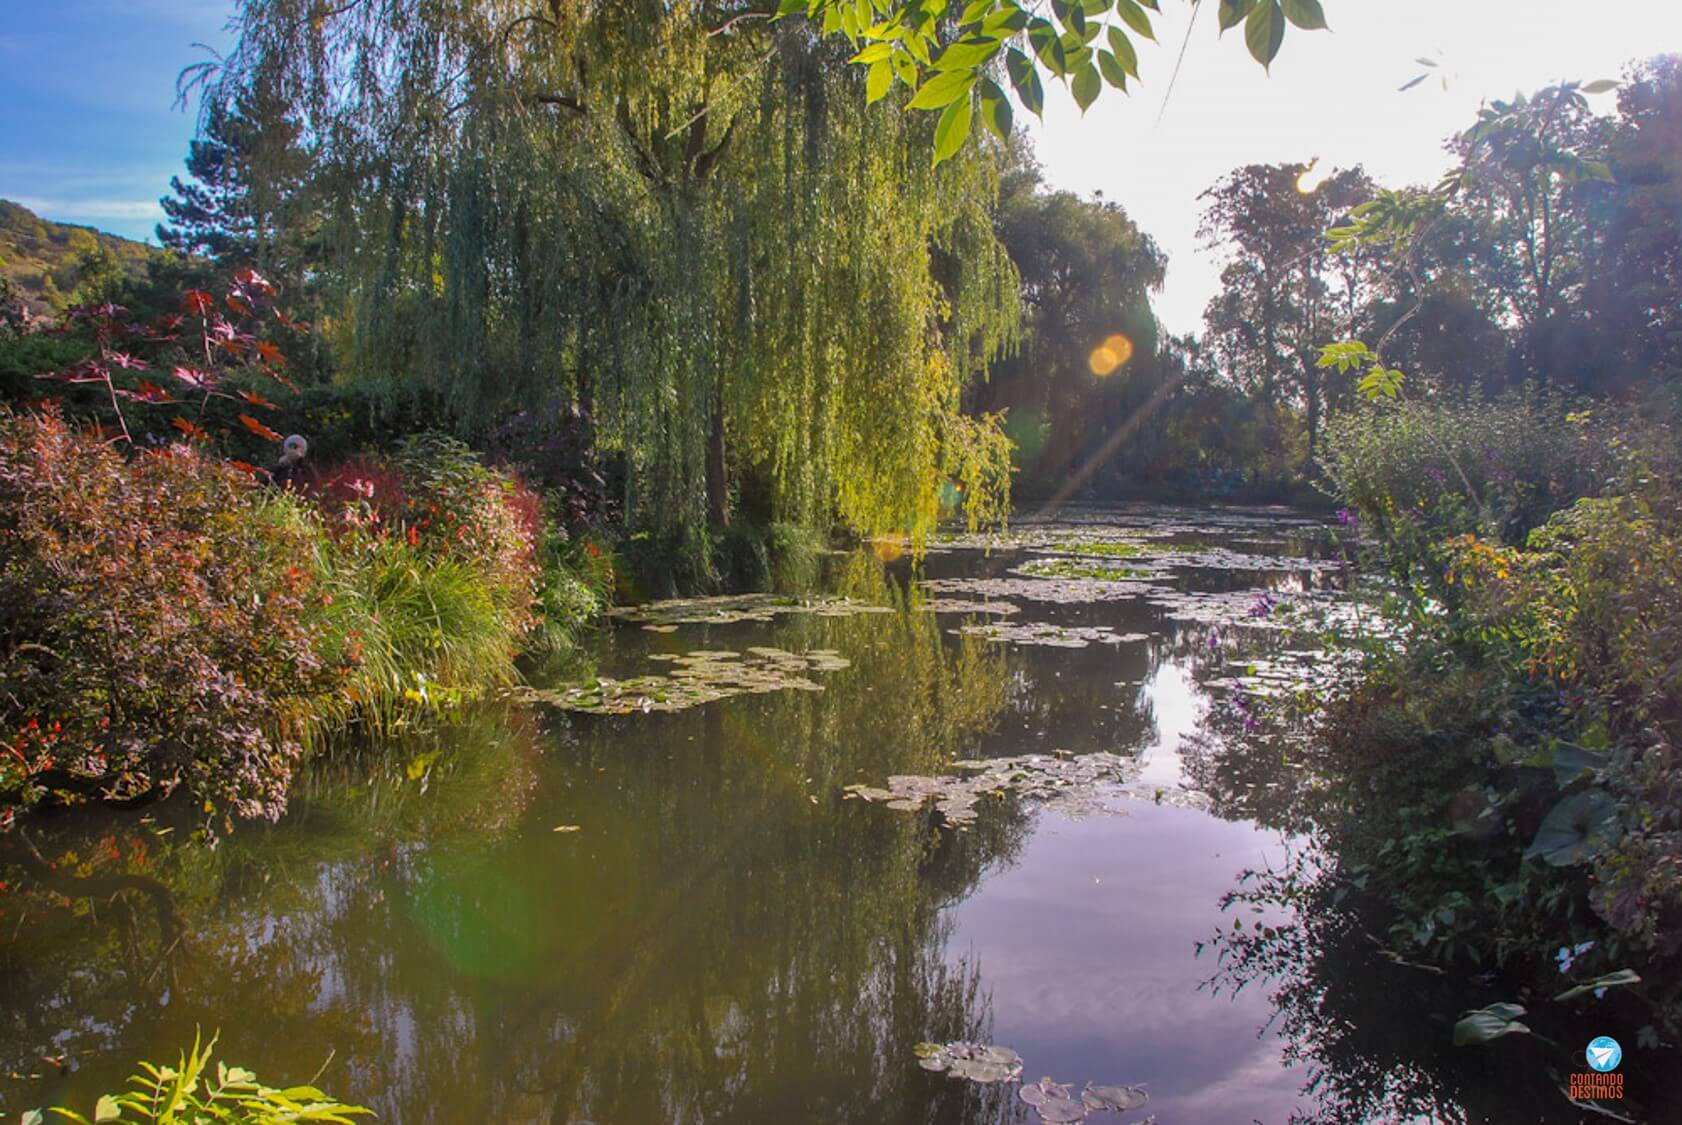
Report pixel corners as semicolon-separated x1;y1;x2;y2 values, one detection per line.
0;198;159;315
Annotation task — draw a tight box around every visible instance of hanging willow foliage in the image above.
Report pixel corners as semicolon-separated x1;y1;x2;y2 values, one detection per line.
211;0;1020;556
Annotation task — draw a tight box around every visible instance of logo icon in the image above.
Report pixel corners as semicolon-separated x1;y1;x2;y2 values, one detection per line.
1586;1036;1622;1072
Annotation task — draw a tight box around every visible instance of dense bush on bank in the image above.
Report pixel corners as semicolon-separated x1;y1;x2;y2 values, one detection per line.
1313;394;1682;1028
0;410;601;836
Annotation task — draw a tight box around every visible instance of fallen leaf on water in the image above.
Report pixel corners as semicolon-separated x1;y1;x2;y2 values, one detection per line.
552;825;582;833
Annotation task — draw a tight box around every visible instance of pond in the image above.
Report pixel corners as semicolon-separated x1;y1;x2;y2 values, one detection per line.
0;505;1655;1122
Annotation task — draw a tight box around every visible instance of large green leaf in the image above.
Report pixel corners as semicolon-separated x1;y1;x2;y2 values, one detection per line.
1244;0;1284;67
1555;969;1641;1002
1523;789;1621;866
909;70;978;109
1006;46;1046;117
1071;62;1102;112
1280;0;1327;30
866;59;893;103
1113;0;1155;40
1097;48;1129;90
1107;25;1139;78
932;94;974;165
1453;1003;1530;1046
1218;0;1258;32
978;77;1014;139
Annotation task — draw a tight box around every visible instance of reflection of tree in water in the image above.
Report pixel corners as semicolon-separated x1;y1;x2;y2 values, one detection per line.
1;585;1031;1124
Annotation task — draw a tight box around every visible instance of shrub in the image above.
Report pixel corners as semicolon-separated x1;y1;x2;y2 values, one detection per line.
33;1029;368;1124
1319;390;1619;595
0;410;336;828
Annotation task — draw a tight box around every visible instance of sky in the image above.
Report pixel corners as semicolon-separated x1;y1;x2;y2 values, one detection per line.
2;1;1679;335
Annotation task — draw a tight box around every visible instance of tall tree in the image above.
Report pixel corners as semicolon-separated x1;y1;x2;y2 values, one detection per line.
158;74;312;281
210;0;1020;567
1199;161;1376;466
976;143;1166;495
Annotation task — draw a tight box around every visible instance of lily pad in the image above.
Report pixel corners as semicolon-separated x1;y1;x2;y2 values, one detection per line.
1020;1078;1086;1122
1082;1082;1149;1111
912;1042;1023;1085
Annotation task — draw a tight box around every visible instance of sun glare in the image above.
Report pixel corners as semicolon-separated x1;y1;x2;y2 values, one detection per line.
1088;333;1135;377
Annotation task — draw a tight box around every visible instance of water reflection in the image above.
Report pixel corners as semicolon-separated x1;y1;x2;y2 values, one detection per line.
5;506;1567;1125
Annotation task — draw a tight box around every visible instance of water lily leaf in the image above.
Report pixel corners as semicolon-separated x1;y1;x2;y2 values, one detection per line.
1035;1092;1089;1122
1524;789;1621;866
918;1054;950;1072
1082;1082;1149;1110
912;1042;945;1059
1555;969;1641;1002
949;1057;1014;1082
1453;1003;1530;1046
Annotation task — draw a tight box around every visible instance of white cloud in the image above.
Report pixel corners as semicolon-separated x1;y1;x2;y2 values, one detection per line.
10;195;163;223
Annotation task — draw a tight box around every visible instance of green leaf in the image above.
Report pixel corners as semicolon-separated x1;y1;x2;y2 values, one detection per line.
93;1097;121;1124
1279;0;1326;30
1244;0;1284;68
1453;1003;1530;1046
1581;79;1620;94
932;94;974;165
1551;743;1608;787
866;59;893;103
1218;0;1257;32
982;4;1031;35
1028;17;1069;76
1106;25;1139;78
1524;789;1621;866
934;36;1003;71
1097;48;1128;90
774;0;806;18
1071;62;1101;112
960;0;994;25
1113;0;1155;40
908;69;977;109
1555;969;1642;1002
850;42;893;63
978;77;1013;140
891;50;920;88
22;1112;48;1125
1006;47;1046;117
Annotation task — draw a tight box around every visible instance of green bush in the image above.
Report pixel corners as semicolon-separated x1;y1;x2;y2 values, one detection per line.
34;1029;368;1124
1319;390;1618;592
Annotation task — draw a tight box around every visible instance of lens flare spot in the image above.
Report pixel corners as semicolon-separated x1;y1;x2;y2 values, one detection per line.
873;534;905;562
1296;159;1328;194
1088;333;1134;377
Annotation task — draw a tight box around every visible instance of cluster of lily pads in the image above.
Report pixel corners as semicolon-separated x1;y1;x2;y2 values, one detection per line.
1016;558;1157;582
610;593;891;629
953;622;1148;650
517;647;850;714
921;575;1158;605
845;751;1140;825
911;1042;1150;1124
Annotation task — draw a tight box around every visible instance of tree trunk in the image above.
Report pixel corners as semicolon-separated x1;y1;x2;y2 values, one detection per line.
706;376;729;526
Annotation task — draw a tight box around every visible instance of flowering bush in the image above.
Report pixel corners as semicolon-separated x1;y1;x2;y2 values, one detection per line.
0;410;336;828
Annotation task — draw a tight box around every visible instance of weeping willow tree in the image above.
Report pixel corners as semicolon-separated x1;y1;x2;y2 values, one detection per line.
210;0;1020;563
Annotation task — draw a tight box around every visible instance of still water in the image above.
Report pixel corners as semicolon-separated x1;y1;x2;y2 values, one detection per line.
0;506;1643;1123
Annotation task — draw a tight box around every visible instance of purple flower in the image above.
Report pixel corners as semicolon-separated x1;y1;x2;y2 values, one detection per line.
1336;508;1358;528
1424;465;1445;485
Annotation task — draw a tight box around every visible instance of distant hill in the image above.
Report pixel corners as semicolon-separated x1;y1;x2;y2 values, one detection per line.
0;199;160;316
